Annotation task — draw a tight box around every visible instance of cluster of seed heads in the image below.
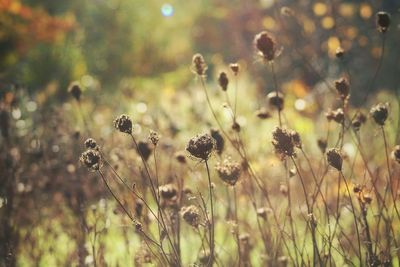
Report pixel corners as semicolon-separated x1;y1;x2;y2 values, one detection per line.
215;158;241;186
271;127;302;159
186;133;216;160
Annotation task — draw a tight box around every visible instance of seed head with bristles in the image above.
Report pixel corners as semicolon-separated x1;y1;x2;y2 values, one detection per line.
114;114;133;134
215;157;241;186
326;148;343;171
186;133;215;160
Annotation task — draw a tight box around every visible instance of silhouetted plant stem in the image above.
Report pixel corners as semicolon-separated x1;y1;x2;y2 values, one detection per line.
205;160;215;266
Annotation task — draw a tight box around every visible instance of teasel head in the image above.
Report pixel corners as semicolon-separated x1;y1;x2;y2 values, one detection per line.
326;148;343;171
80;149;103;171
210;128;224;155
229;63;240;76
370;103;388;126
186;133;215;160
215;157;241;186
137;141;152;161
218;72;229;91
376;12;391;33
181;205;201;227
254;31;277;62
391;145;400;164
84;138;98;149
191;53;208;76
114;114;133;134
68;82;82;102
267;91;284;111
148;130;160;146
352;112;367;131
335;77;350;101
272;127;296;160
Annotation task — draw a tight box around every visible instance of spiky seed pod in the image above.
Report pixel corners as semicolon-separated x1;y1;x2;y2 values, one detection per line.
392;145;400;164
68;82;82;101
218;72;229;91
376;12;390;33
335;47;345;58
80;149;102;171
191;53;208;76
210;129;224;155
370;103;388;126
174;151;187;164
317;139;327;153
254;31;276;61
215;158;241;186
137;141;152;161
352;112;367;131
335;78;350;101
148;130;159;146
255;108;271;119
186;133;215;160
181;205;201;227
114;114;133;134
84;138;97;149
229;63;240;75
159;184;178;200
272;127;296;159
290;130;302;149
326;148;343;171
267;91;284;111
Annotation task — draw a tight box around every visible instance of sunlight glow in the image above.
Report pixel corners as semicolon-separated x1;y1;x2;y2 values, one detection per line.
161;4;174;17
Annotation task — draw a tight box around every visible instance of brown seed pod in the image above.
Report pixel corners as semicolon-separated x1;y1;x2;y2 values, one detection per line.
218;72;229;91
267;91;284;111
325;108;344;124
174;151;187;164
210;128;224;155
84;138;97;149
231;121;241;132
370;103;388;126
335;77;350;101
352;112;367;131
254;31;276;61
148;130;160;146
391;145;400;164
326;148;342;171
80;149;102;171
317;139;327;153
186;133;215;160
114;114;133;134
272;127;297;159
376;12;391;33
68;82;82;101
335;46;345;58
137;141;152;161
255;108;271;119
159;184;178;200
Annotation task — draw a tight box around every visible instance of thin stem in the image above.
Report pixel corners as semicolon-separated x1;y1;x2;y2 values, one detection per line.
233;186;241;267
270;62;282;126
205;160;215;266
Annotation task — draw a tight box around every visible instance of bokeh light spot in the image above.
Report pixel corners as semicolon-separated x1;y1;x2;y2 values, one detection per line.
161;4;174;17
313;2;327;17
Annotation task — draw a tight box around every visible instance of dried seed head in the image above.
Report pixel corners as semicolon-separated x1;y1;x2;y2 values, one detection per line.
114;114;133;134
159;184;178;200
272;127;296;159
376;12;391;33
255;108;271;119
335;46;345;58
370;103;388;126
353;184;362;194
326;148;342;171
352;112;367;131
335;77;350;101
199;250;212;265
215;158;241;186
231;121;241;132
391;145;400;164
137;141;152;161
84;138;97;149
325;108;344;124
218;72;229;91
290;130;302;149
363;193;373;204
135;222;143;231
254;31;276;61
186;133;215;160
148;130;159;146
191;53;208;76
267;91;284;111
229;63;240;75
181;205;201;227
80;149;102;171
174;151;187;164
210;128;224;155
256;207;271;219
68;82;81;101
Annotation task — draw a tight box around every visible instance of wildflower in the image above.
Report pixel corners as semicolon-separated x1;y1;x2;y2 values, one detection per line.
392;145;400;164
137;141;152;161
335;46;345;58
181;205;201;227
370;103;388;126
326;148;342;171
114;114;133;134
148;130;159;146
376;12;390;33
218;72;229;91
254;31;276;61
272;127;297;159
335;77;349;101
215;158;241;186
80;149;102;171
191;53;208;76
159;184;178;200
267;91;284;111
84;138;97;149
255;108;271;119
186;133;215;160
68;82;81;101
229;63;240;75
352;112;367;131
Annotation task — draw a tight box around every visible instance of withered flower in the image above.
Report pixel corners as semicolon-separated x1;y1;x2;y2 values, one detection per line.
191;53;208;76
317;139;327;153
114;114;133;134
159;184;178;200
326;148;342;171
335;78;349;101
352;112;367;131
218;72;229;91
181;205;201;227
254;31;277;61
376;12;391;33
148;130;160;146
68;82;81;101
186;133;215;160
325;108;344;124
272;127;297;159
335;46;345;58
267;91;284;111
137;141;152;161
210;129;224;155
229;63;240;75
391;145;400;164
174;151;187;164
370;103;388;126
215;158;241;186
255;108;271;119
84;138;97;149
80;149;102;171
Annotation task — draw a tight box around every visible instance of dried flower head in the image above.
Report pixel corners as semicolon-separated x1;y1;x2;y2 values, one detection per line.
376;12;391;33
290;130;302;149
174;151;187;164
229;63;240;75
84;138;97;149
352;112;367;131
68;82;81;101
159;184;178;200
391;145;400;164
325;108;344;124
335;46;345;58
181;205;201;227
80;149;102;171
326;148;342;171
272;127;298;159
210;129;224;155
114;114;133;134
353;184;362;194
137;141;152;161
370;103;388;126
191;53;208;76
335;77;350;101
363;193;373;204
218;72;229;91
148;130;159;146
186;133;215;160
254;31;276;61
215;158;241;186
256;207;270;219
255;108;271;119
267;91;284;111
